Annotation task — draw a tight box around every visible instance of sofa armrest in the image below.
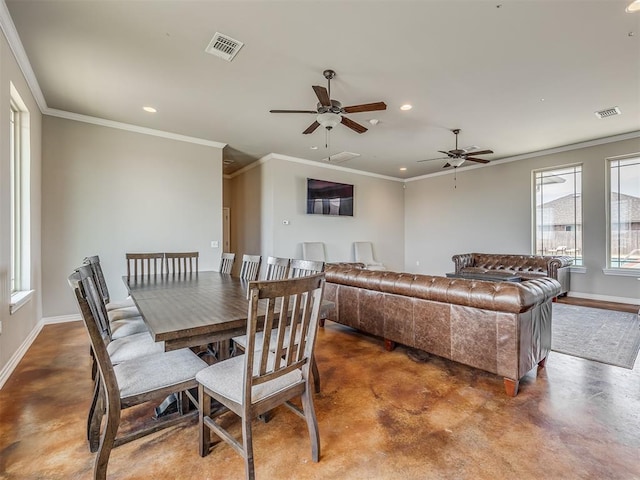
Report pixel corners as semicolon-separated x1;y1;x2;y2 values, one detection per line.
547;256;573;278
452;253;475;273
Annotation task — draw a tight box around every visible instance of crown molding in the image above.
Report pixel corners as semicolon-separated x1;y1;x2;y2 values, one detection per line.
405;130;640;183
0;0;47;111
227;152;404;181
45;108;227;149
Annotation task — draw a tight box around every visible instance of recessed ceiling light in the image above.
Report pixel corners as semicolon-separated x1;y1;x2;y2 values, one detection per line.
626;0;640;13
143;106;157;113
400;167;407;171
310;146;318;150
369;119;379;125
400;104;412;111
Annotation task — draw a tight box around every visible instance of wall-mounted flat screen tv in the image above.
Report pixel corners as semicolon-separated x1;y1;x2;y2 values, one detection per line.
306;178;354;216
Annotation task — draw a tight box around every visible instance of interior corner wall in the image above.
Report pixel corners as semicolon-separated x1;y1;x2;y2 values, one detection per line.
404;136;640;302
232;157;405;270
0;28;43;375
41;116;224;317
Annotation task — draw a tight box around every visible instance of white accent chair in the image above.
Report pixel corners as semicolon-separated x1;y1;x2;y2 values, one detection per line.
353;242;386;271
302;242;326;262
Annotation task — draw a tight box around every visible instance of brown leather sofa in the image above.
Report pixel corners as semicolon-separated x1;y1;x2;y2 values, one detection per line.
452;253;573;296
323;263;561;396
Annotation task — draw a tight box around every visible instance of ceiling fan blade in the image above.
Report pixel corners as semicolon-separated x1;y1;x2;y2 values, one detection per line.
303;121;320;134
438;150;453;156
270;109;318;114
465;149;493;156
442;163;452;168
312;85;330;107
340;116;368;134
416;156;448;163
465;157;490;164
342;102;387;114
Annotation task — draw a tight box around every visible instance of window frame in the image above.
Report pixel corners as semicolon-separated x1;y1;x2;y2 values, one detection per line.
9;83;33;314
605;152;640;276
532;163;583;266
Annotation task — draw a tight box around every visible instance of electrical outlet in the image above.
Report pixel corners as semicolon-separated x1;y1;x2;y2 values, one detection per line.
416;261;420;266
0;320;3;335
211;241;219;248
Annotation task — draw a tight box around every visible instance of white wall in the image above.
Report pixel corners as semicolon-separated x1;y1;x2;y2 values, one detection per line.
41;116;224;317
229;156;405;272
0;28;42;374
405;136;640;303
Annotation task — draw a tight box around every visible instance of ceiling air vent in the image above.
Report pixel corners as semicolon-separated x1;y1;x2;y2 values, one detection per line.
205;32;244;62
321;151;361;164
594;106;621;119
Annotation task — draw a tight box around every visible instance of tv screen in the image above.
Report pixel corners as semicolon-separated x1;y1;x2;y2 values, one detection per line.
306;178;354;216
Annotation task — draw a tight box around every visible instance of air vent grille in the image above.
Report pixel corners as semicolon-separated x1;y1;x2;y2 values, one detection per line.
205;32;244;62
594;106;621;119
321;151;361;163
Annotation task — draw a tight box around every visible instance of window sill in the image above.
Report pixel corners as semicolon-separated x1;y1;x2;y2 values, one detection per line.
602;268;640;278
570;266;587;274
10;290;35;315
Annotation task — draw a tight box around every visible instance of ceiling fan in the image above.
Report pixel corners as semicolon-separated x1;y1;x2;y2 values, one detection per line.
269;69;386;135
417;129;493;168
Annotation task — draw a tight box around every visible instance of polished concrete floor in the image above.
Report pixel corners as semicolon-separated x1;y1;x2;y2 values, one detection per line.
1;312;640;480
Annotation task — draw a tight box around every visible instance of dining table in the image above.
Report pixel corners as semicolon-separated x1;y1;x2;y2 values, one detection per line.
123;271;334;354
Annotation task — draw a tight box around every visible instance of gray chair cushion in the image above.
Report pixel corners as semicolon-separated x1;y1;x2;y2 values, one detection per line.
106;332;165;364
114;349;208;399
196;353;302;405
110;317;148;339
106;296;135;311
108;306;141;321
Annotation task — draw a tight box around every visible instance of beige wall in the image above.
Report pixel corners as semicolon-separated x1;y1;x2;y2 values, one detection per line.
0;29;43;373
41;116;224;316
405;137;640;302
229;156;405;273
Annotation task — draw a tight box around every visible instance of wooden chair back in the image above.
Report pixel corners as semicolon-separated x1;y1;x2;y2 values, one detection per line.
165;252;199;274
240;254;262;281
84;255;111;305
264;256;290;280
244;274;325;403
289;259;325;278
76;265;113;339
219;253;235;274
126;252;165;278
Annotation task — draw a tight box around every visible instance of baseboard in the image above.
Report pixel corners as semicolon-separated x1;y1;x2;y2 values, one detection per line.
43;314;82;324
0;314;81;390
568;291;639;306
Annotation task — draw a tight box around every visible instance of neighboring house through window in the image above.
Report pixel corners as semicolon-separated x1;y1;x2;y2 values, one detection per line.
533;164;583;266
608;155;640;271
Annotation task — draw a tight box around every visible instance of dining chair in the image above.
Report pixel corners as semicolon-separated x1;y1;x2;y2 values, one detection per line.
197;274;326;480
77;265;148;340
126;252;165;278
83;255;140;322
234;257;326;392
353;242;386;270
240;254;262;281
288;259;325;278
69;270;207;480
263;256;290;280
165;251;199;274
302;242;326;262
219;252;236;274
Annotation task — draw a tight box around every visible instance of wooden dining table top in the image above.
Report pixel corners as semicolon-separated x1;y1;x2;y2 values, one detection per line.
124;271;333;351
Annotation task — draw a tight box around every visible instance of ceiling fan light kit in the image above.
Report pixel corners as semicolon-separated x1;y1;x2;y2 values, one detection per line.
316;112;341;129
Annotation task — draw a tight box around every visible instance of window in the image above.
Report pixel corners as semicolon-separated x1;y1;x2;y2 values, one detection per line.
608;155;640;271
533;165;582;266
9;84;32;312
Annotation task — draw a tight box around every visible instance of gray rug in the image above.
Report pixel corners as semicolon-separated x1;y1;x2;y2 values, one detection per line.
552;303;640;369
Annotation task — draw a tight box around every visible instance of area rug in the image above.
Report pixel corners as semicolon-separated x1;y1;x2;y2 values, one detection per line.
552;303;640;369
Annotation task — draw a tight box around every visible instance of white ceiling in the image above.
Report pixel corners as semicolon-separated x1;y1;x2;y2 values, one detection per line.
5;0;640;179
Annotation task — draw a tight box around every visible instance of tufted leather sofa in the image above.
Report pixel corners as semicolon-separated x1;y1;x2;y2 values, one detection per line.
323;263;561;396
452;253;573;296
